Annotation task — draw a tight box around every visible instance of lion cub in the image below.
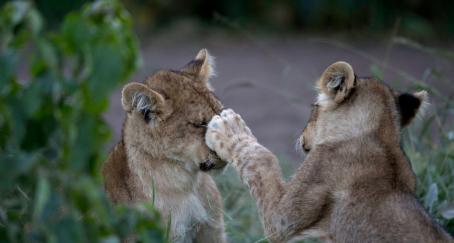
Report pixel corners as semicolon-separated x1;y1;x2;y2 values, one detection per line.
205;62;453;242
102;49;226;242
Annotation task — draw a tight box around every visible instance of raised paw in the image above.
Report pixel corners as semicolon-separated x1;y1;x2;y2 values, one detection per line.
219;109;254;136
205;109;256;163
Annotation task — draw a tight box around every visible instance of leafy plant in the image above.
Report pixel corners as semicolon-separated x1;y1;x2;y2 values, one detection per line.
404;86;454;233
0;1;165;242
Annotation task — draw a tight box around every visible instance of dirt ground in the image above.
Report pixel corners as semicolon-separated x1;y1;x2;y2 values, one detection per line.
105;31;454;163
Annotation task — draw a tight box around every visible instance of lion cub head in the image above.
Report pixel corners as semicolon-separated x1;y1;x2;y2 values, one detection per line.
121;49;226;171
299;61;428;152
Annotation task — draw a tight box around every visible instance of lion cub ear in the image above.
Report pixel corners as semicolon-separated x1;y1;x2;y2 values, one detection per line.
317;61;356;106
121;82;172;124
397;90;428;127
182;48;216;90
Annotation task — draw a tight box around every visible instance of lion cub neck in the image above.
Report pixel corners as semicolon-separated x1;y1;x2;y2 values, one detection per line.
122;127;201;200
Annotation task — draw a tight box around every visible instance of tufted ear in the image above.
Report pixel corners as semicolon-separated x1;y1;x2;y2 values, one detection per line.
121;82;172;125
397;90;428;127
317;61;356;106
182;48;216;90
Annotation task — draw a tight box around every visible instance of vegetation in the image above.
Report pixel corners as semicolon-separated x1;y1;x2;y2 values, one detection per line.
28;0;454;39
123;0;454;39
0;1;165;242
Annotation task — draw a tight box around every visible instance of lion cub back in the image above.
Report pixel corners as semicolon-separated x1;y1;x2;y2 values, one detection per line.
299;61;452;242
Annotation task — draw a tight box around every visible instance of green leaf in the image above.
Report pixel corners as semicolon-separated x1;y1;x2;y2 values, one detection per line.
441;207;454;220
425;183;439;212
33;176;50;220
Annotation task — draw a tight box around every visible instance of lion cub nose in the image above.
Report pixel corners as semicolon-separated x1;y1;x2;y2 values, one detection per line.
199;160;215;171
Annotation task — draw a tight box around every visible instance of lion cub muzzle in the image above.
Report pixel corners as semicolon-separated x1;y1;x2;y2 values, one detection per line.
199;154;227;171
199;160;216;171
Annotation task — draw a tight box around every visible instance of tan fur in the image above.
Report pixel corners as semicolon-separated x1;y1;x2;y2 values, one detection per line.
103;49;226;243
206;62;453;242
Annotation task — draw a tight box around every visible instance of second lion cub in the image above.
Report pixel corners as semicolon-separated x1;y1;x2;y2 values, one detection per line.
206;62;453;242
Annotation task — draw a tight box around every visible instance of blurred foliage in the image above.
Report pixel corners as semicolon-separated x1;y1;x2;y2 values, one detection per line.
7;0;453;39
0;0;165;242
122;0;454;39
403;87;454;232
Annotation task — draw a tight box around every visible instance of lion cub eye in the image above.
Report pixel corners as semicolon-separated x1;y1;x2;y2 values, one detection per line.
141;109;152;123
191;121;208;128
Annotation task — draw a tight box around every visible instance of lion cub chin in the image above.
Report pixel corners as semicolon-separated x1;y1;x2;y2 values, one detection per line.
205;62;453;242
102;49;226;243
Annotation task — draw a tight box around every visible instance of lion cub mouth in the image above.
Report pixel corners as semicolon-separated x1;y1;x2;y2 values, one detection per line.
199;160;215;171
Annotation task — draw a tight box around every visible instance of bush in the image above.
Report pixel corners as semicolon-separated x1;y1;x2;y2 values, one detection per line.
0;1;165;242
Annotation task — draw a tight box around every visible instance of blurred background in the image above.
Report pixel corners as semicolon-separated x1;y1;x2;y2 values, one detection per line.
113;0;454;162
1;0;453;242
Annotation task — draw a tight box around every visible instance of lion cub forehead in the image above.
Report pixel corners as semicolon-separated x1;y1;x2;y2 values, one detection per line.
144;70;223;113
144;71;195;97
145;70;188;89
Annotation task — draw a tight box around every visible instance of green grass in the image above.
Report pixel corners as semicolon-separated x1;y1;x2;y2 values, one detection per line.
216;168;264;242
216;156;325;242
405;101;454;232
